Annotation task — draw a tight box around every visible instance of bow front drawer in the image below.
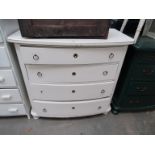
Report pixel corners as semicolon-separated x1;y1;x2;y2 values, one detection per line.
0;70;16;88
0;89;21;103
26;64;118;84
32;98;111;118
30;82;114;101
20;46;126;64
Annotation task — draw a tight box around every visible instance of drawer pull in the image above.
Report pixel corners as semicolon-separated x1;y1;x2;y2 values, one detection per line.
72;107;75;110
109;53;114;59
103;71;108;76
42;108;47;112
98;106;102;110
0;76;5;83
72;90;76;93
37;72;42;77
1;94;12;100
72;72;76;76
73;53;78;59
33;54;39;61
143;69;154;75
101;89;105;94
8;108;18;113
136;87;147;92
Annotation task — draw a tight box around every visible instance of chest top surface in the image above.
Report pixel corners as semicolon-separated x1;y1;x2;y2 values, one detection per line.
7;28;134;47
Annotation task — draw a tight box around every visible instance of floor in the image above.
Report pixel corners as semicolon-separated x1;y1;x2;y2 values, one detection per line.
0;111;155;135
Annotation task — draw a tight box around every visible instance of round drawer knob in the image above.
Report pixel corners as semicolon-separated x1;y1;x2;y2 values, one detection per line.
72;90;76;93
33;54;39;61
37;72;42;77
98;106;102;110
42;108;47;112
109;53;114;59
101;89;105;94
103;71;108;76
73;53;78;59
72;72;76;76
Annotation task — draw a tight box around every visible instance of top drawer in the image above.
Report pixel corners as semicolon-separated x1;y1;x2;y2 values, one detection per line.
20;46;126;65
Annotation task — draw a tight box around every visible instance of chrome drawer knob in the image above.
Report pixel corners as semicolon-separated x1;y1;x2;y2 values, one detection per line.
42;108;47;112
109;53;114;59
33;54;39;61
101;89;105;94
103;71;108;76
73;53;78;59
37;72;42;77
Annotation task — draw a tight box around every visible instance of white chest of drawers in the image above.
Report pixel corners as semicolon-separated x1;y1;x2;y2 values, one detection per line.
0;20;30;117
8;29;134;118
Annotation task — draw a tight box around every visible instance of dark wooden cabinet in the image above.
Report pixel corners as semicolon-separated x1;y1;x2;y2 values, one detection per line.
112;37;155;114
18;19;110;38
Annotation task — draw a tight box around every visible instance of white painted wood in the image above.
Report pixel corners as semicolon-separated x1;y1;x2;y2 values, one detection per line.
120;19;128;32
30;82;114;101
7;29;134;46
32;98;111;118
20;46;127;64
8;28;133;118
0;89;22;103
0;104;26;116
0;70;16;88
27;64;118;84
0;46;10;67
0;20;30;118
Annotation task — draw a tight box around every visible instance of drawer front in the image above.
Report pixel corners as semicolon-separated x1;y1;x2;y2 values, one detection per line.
131;64;155;81
27;64;118;84
20;46;126;64
135;51;155;64
30;82;114;101
0;89;22;103
32;98;111;117
0;70;16;88
0;47;10;67
0;104;26;116
127;82;155;96
121;96;155;109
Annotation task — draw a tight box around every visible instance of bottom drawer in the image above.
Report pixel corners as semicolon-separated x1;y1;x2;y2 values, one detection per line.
0;104;26;116
31;98;111;118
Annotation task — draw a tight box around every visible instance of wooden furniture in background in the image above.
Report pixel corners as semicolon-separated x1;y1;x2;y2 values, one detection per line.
18;19;110;39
